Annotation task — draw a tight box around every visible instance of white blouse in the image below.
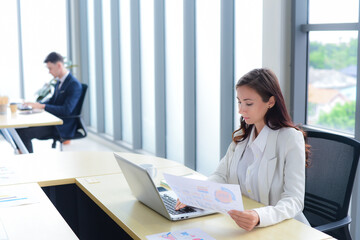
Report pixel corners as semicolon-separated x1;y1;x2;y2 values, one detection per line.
237;125;270;202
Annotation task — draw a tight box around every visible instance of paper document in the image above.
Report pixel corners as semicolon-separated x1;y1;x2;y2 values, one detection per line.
0;194;37;208
0;186;39;208
163;173;243;213
146;228;215;240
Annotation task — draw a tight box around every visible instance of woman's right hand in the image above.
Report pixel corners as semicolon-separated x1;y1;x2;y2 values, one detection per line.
175;199;187;210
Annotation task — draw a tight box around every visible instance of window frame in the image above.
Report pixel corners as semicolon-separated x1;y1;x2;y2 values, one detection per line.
291;1;360;239
291;0;360;140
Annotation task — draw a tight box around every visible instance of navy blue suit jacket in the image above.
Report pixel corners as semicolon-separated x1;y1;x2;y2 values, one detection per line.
44;73;82;138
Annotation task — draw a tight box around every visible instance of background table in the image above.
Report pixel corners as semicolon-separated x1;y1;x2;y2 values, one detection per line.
0;109;63;154
0;152;182;187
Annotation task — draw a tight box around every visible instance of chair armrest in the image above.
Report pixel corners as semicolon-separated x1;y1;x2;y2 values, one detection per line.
315;216;351;232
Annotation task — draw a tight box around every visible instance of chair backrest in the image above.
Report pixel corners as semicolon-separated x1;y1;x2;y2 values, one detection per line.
304;130;360;227
72;83;88;116
72;83;88;138
50;83;88;147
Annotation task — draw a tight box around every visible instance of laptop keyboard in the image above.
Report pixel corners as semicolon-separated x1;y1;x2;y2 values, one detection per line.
161;194;196;215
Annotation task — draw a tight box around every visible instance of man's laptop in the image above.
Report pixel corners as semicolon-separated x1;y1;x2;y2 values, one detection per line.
114;153;216;221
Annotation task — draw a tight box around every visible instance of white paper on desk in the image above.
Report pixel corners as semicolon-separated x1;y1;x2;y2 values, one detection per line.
146;228;215;240
163;173;243;213
0;187;39;208
0;195;38;208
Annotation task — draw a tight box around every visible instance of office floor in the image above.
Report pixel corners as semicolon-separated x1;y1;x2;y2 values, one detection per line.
0;132;129;155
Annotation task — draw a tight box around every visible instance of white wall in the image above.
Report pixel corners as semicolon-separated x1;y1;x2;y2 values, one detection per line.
262;0;292;110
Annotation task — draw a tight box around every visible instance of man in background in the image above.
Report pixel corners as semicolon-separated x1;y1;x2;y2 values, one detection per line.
16;52;82;153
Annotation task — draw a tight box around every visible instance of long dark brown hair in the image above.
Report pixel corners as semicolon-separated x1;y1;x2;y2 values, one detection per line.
232;68;310;166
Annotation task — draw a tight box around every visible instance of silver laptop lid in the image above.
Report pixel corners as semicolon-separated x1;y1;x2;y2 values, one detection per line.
114;153;216;221
113;153;171;219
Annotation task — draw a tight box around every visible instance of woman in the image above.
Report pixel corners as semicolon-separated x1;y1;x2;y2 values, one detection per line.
176;68;310;231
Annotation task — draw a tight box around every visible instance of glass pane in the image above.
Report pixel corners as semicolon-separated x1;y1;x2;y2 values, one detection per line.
309;0;359;24
0;1;20;99
88;0;97;129
234;0;263;131
140;0;156;154
307;31;357;134
165;0;184;164
119;0;133;144
20;0;67;101
102;0;114;136
196;0;220;175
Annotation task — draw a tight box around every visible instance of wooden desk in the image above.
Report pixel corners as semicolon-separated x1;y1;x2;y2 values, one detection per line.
0;152;334;239
76;172;333;240
0;109;63;154
0;183;77;240
0;152;181;187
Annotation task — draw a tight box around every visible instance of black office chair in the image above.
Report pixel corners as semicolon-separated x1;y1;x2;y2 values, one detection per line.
304;130;360;240
52;83;88;151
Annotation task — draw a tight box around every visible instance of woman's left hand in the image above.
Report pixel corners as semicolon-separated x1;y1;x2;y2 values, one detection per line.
228;210;260;231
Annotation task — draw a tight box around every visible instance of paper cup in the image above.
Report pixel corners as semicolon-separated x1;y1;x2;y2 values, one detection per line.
139;163;157;178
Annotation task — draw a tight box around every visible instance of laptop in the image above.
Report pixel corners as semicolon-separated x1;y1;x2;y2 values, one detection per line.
114;153;216;221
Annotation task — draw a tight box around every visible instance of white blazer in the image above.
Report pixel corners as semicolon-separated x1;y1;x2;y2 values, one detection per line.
208;127;309;227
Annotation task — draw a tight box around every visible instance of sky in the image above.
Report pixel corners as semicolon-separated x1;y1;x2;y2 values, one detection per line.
309;0;359;44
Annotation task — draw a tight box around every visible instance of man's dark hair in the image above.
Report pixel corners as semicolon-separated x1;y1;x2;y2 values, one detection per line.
44;52;64;64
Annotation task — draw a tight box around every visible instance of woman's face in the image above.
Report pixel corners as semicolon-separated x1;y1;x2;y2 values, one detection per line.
236;85;274;131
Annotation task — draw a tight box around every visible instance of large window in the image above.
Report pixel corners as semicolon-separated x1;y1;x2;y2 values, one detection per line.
0;1;20;99
87;0;98;129
77;0;265;176
307;0;358;135
195;0;221;175
309;0;358;24
165;0;184;164
293;0;359;137
102;0;114;135
139;0;156;154
20;0;68;101
119;0;133;144
293;2;360;238
234;0;263;130
307;31;357;134
0;0;68;102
